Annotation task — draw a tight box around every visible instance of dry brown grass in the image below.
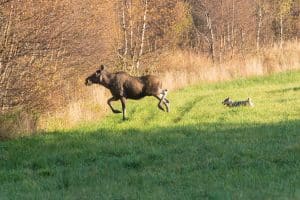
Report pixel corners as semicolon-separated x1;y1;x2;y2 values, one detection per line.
160;41;300;90
37;85;110;131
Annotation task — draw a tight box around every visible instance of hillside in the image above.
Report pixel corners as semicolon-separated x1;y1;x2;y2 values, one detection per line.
0;71;300;199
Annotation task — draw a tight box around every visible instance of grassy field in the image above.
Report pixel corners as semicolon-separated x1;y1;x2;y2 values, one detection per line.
1;71;300;199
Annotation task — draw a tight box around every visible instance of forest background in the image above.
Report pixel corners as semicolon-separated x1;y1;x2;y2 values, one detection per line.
0;0;299;137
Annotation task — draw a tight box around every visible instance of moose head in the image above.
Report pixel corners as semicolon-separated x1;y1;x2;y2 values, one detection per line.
85;65;106;86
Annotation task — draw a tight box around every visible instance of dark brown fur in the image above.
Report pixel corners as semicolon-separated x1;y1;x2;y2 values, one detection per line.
85;65;169;120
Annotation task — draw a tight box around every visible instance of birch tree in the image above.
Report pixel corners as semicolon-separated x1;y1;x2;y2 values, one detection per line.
136;0;148;70
274;0;293;48
255;0;265;51
117;0;178;72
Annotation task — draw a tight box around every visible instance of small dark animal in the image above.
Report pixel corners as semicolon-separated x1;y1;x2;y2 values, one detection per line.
222;97;254;107
85;65;170;120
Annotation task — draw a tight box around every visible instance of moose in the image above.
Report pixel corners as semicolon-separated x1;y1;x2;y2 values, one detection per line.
85;65;170;120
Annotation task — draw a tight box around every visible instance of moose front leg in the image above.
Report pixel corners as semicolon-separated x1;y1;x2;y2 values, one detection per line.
107;97;122;114
120;97;127;120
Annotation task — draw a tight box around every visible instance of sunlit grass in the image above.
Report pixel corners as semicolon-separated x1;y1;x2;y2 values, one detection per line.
0;71;300;199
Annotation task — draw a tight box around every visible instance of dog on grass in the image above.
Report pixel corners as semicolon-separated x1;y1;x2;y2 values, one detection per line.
222;97;254;107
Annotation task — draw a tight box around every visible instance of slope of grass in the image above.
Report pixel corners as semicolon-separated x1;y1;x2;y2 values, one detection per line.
1;71;300;199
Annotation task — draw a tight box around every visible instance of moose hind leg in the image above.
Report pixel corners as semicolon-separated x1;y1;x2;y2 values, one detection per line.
107;97;122;114
163;97;170;112
161;90;170;112
155;89;169;112
158;100;165;111
154;95;165;111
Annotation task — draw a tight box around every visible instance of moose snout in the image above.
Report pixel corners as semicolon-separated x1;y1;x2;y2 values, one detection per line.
85;78;91;86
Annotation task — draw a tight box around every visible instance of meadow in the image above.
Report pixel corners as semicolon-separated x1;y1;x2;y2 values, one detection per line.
0;71;300;199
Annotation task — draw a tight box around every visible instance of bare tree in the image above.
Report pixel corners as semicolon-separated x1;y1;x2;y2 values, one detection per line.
255;0;264;51
0;0;114;113
136;0;148;69
205;12;215;61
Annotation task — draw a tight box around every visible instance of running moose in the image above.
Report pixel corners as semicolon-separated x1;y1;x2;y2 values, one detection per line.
85;65;170;120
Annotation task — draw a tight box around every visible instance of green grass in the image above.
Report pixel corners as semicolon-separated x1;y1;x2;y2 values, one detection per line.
1;71;300;199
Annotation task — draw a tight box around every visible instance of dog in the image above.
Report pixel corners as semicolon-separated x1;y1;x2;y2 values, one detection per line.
222;97;254;107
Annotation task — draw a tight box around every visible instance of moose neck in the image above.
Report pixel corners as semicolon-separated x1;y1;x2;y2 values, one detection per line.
100;72;114;89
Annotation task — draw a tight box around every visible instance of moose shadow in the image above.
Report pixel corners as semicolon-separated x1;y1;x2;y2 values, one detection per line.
267;86;300;94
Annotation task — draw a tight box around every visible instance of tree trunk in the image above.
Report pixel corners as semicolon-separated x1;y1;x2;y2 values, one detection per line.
205;13;215;62
227;23;230;53
121;0;128;56
136;0;148;70
280;14;283;49
256;3;263;51
240;27;245;56
117;0;129;70
231;0;235;57
129;0;133;55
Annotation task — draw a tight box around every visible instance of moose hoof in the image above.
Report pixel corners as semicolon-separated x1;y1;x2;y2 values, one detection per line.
113;110;122;114
166;105;170;113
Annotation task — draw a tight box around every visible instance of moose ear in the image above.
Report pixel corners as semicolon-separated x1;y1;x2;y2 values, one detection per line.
100;65;105;70
95;69;101;77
